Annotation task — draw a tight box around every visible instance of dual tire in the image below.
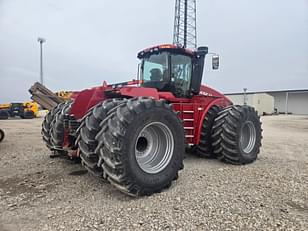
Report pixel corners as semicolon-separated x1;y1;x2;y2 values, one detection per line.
195;105;221;158
196;105;262;164
43;100;261;196
212;105;262;164
41;101;72;152
78;97;185;196
50;101;73;150
76;99;127;177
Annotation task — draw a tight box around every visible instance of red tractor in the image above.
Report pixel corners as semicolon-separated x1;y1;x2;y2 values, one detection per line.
41;44;262;196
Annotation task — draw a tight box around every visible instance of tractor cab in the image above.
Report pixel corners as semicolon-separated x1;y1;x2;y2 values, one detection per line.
138;44;219;98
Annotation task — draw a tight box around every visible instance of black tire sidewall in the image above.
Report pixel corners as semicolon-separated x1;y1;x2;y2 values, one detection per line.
123;107;184;189
23;111;35;119
0;111;9;120
0;129;4;142
196;105;221;157
236;107;262;160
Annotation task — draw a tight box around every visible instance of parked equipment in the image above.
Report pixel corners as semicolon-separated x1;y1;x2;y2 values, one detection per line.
29;82;79;110
0;102;39;119
32;44;262;197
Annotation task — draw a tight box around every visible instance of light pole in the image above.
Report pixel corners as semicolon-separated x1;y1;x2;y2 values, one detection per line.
37;37;46;85
243;88;248;105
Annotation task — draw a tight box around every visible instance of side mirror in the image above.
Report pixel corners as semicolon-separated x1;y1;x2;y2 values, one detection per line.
212;55;219;70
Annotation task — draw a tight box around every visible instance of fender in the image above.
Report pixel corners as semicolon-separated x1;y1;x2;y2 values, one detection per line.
70;86;108;120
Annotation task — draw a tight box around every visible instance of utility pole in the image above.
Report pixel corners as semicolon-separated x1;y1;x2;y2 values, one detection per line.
285;92;289;114
37;37;46;85
173;0;197;49
243;88;248;105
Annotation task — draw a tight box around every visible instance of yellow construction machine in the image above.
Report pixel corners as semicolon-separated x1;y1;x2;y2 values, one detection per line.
0;102;39;119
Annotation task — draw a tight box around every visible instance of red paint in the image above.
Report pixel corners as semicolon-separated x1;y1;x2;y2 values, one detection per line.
70;91;80;100
70;86;109;120
119;87;160;99
140;44;194;56
169;85;232;144
69;81;232;145
64;42;233;148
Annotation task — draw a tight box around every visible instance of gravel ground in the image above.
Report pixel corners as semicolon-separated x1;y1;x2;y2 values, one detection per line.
0;115;307;230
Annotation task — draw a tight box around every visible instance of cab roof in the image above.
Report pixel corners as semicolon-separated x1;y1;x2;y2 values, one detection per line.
137;44;195;59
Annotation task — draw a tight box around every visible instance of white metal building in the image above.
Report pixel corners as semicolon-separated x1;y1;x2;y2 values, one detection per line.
268;90;308;115
225;89;308;115
226;93;274;116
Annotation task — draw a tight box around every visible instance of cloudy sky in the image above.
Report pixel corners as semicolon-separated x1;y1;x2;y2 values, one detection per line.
0;0;307;103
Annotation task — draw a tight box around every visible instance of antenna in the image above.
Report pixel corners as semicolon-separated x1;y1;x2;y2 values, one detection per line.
173;0;197;49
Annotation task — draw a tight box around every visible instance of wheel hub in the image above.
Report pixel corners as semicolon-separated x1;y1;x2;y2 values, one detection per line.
135;122;174;174
239;121;257;154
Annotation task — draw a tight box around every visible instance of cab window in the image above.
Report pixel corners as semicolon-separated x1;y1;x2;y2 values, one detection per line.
170;54;192;97
142;52;169;83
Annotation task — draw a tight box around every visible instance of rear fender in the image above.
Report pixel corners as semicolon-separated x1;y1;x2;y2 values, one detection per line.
70;86;108;120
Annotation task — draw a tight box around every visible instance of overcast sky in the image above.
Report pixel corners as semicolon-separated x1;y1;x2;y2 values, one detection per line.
0;0;307;103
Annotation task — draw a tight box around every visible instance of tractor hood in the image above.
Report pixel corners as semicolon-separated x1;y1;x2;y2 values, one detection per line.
200;85;232;105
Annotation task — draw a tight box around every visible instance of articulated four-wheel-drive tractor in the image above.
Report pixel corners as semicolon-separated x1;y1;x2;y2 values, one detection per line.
38;44;262;197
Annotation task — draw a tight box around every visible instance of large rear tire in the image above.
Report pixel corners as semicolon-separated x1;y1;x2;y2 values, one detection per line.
195;105;221;158
212;105;262;164
42;103;66;150
77;98;127;178
96;97;185;196
50;101;73;151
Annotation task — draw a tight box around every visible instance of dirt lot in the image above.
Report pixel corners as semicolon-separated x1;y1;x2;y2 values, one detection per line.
0;115;307;230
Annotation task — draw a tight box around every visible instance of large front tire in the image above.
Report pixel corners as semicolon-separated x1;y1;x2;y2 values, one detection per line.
212;105;262;164
96;97;185;196
77;99;126;177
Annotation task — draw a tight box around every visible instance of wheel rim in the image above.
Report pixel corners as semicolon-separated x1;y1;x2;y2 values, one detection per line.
239;121;256;154
135;122;174;174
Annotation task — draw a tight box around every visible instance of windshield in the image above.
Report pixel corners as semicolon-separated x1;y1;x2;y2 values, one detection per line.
141;51;192;97
170;54;192;97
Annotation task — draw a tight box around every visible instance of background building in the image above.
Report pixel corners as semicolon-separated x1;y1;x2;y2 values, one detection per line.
225;89;308;115
226;92;274;116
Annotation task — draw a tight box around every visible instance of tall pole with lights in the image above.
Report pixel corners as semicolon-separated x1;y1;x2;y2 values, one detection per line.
37;37;46;85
